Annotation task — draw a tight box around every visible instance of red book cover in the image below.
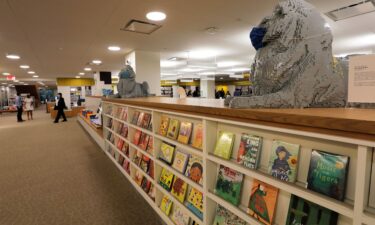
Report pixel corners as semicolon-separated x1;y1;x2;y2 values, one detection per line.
138;133;150;150
133;130;142;145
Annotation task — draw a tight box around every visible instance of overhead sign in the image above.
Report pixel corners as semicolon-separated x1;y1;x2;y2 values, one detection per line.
348;55;375;103
6;75;15;81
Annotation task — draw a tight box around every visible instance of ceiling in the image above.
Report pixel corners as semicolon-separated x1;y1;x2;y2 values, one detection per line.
0;0;374;86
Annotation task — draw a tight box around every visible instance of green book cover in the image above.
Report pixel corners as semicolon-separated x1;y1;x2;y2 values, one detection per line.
215;165;243;206
307;150;349;201
213;204;247;225
268;140;300;183
286;195;338;225
214;131;235;160
237;134;263;169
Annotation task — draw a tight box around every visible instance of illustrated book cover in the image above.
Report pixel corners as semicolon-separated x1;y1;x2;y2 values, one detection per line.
141;178;152;193
171;177;188;203
133;130;142;145
213;204;247;225
159;115;170;136
159;142;176;164
237;134;263;169
140;155;151;173
160;194;173;216
141;113;152;129
185;155;203;185
171;205;190;225
148;184;156;201
172;150;189;174
159;168;175;191
138;133;150;150
167;118;180;140
213;131;235;160
177;121;193;144
215;165;244;206
131;111;140;124
191;123;203;150
136;112;145;127
186;187;204;220
134;170;144;186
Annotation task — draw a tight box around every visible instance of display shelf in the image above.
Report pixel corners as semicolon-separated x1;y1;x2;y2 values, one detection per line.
154;133;203;157
129;142;154;160
206;153;354;218
129;123;153;136
362;212;375;225
77;115;104;149
156;183;204;224
154;158;203;193
106;127;129;143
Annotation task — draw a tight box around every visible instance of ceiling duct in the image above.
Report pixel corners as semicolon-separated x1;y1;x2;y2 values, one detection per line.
121;19;162;34
325;0;375;21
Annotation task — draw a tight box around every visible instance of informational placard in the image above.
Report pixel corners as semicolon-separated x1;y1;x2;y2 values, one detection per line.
348;55;375;103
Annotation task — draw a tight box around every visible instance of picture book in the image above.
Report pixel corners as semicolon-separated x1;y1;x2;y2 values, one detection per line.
186;187;204;220
159;142;176;164
160;194;173;216
215;165;244;206
146;136;154;155
121;108;128;121
148;159;154;178
122;160;130;174
141;178;152;193
213;131;235;160
138;133;150;150
133;151;143;166
133;130;142;145
171;177;188;203
307;150;349;201
172;150;189;174
131;111;140;124
177;121;193;144
171;205;190;225
159;168;175;191
118;155;125;165
167;118;180;140
148;184;156;201
191;123;203;149
121;142;129;156
117;123;123;134
159;115;170;136
136;112;145;127
120;126;128;138
134;170;144;186
140;155;151;173
117;139;125;150
213;204;247;225
185;155;203;185
268;140;300;183
141;113;152;129
237;134;263;169
148;120;153;131
248;179;279;225
114;151;120;162
286;195;338;225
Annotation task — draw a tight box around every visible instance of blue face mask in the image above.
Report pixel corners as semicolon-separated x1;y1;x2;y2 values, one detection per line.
250;27;267;50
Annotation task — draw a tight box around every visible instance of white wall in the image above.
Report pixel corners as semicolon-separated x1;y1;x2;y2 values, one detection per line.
228;85;236;96
91;73;112;96
200;79;215;99
57;86;71;109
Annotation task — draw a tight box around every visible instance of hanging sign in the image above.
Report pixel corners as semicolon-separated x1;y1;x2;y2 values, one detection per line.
6;75;15;81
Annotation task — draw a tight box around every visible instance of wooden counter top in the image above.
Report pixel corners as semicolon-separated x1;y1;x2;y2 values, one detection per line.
103;97;375;141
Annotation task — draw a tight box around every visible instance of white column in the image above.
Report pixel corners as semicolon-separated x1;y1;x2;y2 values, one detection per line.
125;50;161;96
200;79;215;99
172;85;179;98
228;85;236;96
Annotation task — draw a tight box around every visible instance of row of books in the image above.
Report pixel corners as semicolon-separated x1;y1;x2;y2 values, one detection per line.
133;130;154;155
131;111;152;131
213;131;350;201
160;195;200;225
158;115;203;149
132;150;154;179
159;168;204;220
159;142;203;185
114;107;128;121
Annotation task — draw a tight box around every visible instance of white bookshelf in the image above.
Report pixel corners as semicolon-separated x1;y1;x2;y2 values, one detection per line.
78;100;375;225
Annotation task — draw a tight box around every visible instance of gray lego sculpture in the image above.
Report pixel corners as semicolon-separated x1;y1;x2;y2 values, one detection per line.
116;64;152;98
226;0;347;108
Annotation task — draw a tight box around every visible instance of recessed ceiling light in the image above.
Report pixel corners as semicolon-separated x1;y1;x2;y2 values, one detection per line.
92;60;102;65
6;54;20;60
75;76;80;79
14;80;19;82
33;75;39;78
20;65;30;69
1;83;6;85
146;11;166;21
84;67;92;71
108;46;121;51
23;84;28;85
79;72;85;75
28;71;35;74
2;72;10;76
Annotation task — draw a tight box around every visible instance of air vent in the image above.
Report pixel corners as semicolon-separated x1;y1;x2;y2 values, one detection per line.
121;19;161;34
325;0;375;21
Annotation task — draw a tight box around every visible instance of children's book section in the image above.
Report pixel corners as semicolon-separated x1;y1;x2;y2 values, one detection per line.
99;101;373;225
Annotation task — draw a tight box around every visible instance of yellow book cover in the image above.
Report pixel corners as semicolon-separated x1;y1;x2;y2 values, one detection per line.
186;187;204;219
191;123;203;149
159;115;170;136
177;122;193;144
167;119;180;140
159;142;176;164
160;194;173;216
171;177;188;203
213;131;235;160
159;168;175;191
172;150;189;174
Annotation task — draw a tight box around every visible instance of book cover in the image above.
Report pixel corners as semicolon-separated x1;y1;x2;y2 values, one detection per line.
122;160;130;174
213;204;247;225
131;111;140;124
186;187;204;220
120;126;128;138
248;179;279;225
117;139;124;150
140;155;151;173
148;159;154;179
167;118;180;140
117;123;123;134
122;143;129;157
185;155;203;185
268;140;300;183
171;177;188;203
307;150;349;201
191;123;203;150
133;130;142;145
160;194;173;216
141;178;152;193
148;184;156;201
138;133;150;150
172;150;189;174
148;120;153;131
171;205;190;225
213;131;235;160
159;115;170;136
121;108;128;121
118;155;125;165
286;195;338;225
134;170;144;186
146;136;154;155
159;142;176;164
136;112;145;127
237;134;263;169
133;151;143;166
159;168;175;191
141;113;152;129
215;165;244;206
177;121;193;144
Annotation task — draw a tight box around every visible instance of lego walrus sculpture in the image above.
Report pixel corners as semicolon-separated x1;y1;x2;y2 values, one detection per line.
116;65;153;98
225;0;346;108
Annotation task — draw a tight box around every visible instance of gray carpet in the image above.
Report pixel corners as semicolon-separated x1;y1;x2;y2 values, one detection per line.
0;108;162;225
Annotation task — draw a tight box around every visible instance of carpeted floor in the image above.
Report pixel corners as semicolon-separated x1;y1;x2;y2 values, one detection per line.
0;107;163;225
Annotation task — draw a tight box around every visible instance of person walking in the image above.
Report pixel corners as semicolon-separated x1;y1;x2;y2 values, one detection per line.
24;94;34;120
15;93;24;122
54;93;67;123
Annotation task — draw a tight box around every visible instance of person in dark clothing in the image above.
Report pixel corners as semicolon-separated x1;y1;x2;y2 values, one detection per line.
15;93;24;122
54;93;67;123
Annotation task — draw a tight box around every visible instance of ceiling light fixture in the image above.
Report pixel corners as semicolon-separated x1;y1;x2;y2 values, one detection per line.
2;72;10;76
75;76;80;79
84;67;92;71
146;11;166;21
20;65;30;69
32;75;39;78
79;72;85;75
92;60;102;65
14;80;19;82
28;71;35;74
108;46;121;51
6;54;20;60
